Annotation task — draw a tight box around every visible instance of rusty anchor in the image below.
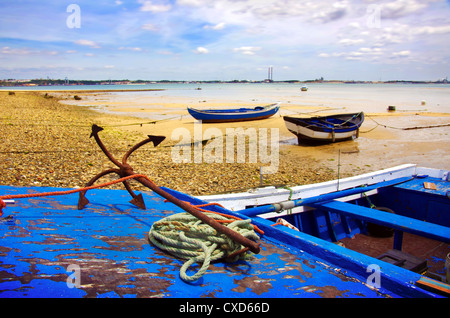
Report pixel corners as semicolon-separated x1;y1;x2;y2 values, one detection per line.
79;124;261;255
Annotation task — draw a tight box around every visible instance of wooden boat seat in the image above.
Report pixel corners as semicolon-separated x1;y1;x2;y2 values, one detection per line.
313;200;450;244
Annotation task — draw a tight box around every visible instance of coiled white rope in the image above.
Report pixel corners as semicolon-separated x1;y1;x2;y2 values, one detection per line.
148;212;261;282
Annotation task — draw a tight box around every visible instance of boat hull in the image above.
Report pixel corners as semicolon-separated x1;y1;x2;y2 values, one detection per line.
1;165;448;298
187;103;279;123
284;112;364;143
198;165;450;297
0;184;421;298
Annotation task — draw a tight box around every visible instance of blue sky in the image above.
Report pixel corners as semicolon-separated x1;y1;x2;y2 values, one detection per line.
1;0;449;81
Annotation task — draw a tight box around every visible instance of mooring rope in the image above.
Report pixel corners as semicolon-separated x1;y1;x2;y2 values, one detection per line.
0;174;156;216
148;211;261;282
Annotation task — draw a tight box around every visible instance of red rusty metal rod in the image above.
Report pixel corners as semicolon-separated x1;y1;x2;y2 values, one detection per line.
90;124;122;168
134;175;261;254
122;135;166;165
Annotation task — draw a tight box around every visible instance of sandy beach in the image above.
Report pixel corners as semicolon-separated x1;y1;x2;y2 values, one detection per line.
1;90;449;197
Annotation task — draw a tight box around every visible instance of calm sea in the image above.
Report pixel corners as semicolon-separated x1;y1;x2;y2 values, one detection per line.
3;82;450;114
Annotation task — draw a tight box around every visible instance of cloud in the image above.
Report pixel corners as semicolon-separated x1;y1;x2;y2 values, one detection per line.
413;25;450;35
310;1;348;23
319;47;384;61
203;22;226;30
392;50;411;57
104;65;115;69
380;0;429;19
119;47;143;52
338;38;365;46
0;47;33;55
138;0;172;13
194;47;209;54
1;46;60;56
177;0;205;6
74;40;100;49
142;23;159;31
233;46;261;55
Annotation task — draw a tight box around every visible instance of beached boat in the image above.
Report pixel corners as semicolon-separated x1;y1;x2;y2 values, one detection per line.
1;163;449;298
187;103;279;123
301;85;308;91
284;112;364;143
199;164;450;297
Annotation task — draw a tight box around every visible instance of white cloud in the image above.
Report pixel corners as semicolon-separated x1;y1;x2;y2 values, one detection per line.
380;0;429;19
310;1;349;23
1;46;33;55
194;47;209;54
203;22;226;30
142;23;159;31
74;39;100;49
0;46;61;56
392;50;411;57
104;65;115;69
319;47;384;61
233;46;261;55
177;0;205;6
138;0;172;13
119;47;143;52
413;25;450;35
338;38;365;46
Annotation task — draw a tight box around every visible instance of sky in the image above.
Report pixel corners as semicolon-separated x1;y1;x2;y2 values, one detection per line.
0;0;449;81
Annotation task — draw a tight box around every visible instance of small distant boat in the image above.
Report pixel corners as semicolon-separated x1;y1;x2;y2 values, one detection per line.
301;86;308;91
284;112;364;143
187;103;280;123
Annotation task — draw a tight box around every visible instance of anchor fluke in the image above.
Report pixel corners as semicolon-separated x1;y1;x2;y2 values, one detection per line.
129;193;146;209
148;135;166;147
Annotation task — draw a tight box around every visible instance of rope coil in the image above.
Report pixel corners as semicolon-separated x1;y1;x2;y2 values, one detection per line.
148;212;261;282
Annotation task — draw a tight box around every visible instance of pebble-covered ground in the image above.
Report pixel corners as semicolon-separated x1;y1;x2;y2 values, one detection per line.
0;91;335;196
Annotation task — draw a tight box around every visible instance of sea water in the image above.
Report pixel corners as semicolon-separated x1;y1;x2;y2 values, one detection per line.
4;82;450;115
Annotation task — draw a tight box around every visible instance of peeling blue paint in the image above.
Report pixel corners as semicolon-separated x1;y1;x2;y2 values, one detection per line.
0;185;444;298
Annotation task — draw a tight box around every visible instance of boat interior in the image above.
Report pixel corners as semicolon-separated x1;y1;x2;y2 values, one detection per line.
268;174;450;283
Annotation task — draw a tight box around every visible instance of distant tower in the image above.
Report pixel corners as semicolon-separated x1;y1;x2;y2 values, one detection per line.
267;66;273;82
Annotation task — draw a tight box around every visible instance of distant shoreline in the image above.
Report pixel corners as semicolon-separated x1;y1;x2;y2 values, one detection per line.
0;89;166;93
1;79;449;89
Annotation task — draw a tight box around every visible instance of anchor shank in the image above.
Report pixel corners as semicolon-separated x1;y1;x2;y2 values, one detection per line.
135;175;261;254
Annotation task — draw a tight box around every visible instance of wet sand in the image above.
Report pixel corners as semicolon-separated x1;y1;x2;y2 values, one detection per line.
61;90;450;176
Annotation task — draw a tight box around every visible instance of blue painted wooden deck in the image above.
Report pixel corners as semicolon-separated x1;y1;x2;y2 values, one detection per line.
0;183;444;298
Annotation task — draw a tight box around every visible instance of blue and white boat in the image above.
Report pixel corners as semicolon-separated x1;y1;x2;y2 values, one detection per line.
187;103;280;123
284;112;364;143
1;163;449;299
